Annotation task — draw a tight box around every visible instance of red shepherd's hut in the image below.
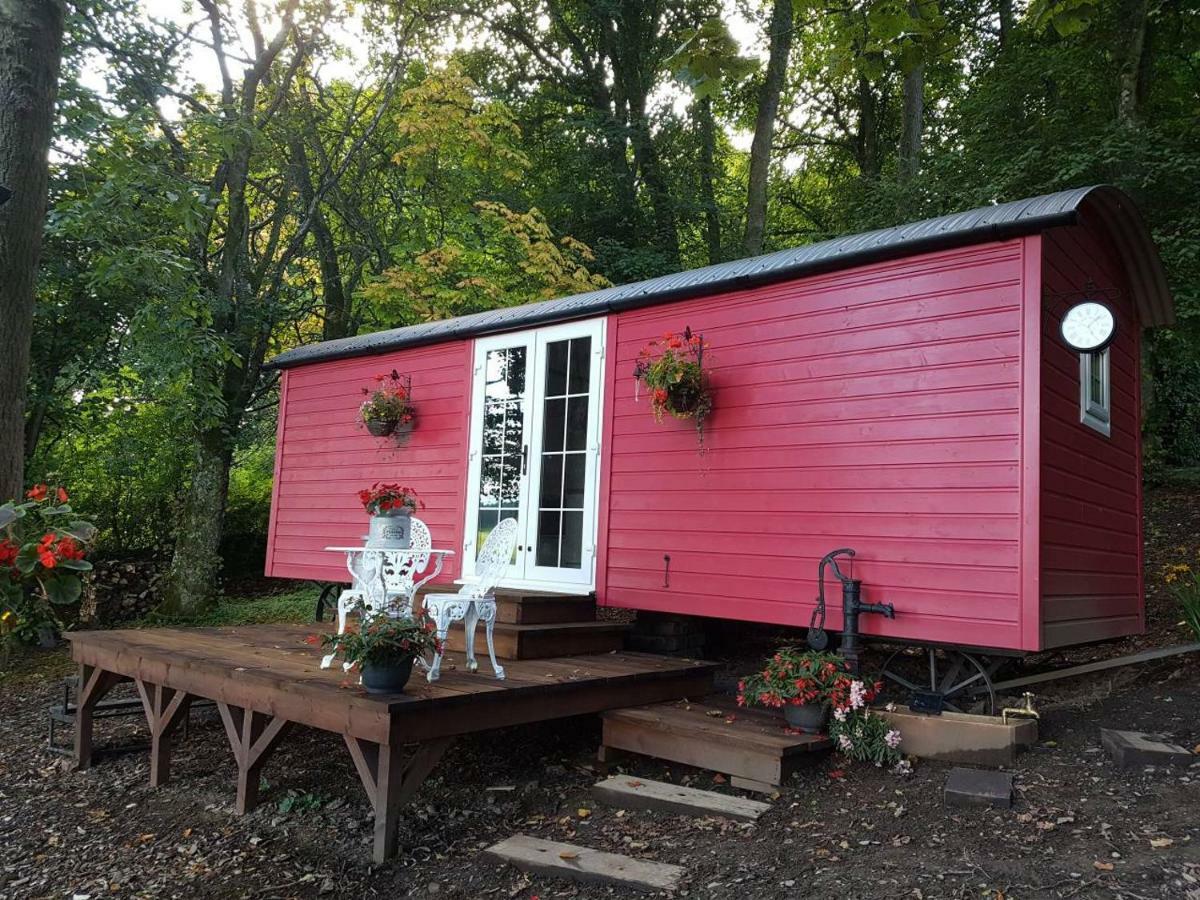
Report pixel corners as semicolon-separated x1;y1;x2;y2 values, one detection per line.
264;185;1173;656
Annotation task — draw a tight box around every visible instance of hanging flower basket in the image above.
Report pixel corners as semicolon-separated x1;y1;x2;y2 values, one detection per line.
360;371;415;438
633;327;712;444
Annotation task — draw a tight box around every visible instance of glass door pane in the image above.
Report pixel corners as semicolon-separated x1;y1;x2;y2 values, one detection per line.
534;335;591;569
475;345;527;564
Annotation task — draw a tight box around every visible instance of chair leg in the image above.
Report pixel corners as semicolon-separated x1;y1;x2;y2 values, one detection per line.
321;592;354;670
463;603;480;674
426;606;452;683
483;607;505;681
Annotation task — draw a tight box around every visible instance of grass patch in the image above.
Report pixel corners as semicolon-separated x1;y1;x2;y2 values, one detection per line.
134;586;316;628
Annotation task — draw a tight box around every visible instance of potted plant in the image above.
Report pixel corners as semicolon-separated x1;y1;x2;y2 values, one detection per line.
632;327;712;443
736;648;852;733
1;484;95;655
360;371;415;437
319;611;441;694
359;483;423;549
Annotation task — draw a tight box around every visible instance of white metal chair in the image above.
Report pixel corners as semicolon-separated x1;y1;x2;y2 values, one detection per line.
320;518;432;670
423;517;519;682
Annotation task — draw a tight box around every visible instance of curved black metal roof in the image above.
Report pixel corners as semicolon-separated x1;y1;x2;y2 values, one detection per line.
266;184;1173;370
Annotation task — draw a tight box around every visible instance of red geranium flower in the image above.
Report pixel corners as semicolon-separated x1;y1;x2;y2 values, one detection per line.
26;484;48;501
56;487;69;503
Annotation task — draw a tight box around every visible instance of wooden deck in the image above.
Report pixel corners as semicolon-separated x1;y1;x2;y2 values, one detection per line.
65;624;715;863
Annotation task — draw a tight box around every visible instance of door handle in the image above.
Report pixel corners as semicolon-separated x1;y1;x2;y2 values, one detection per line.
521;443;529;476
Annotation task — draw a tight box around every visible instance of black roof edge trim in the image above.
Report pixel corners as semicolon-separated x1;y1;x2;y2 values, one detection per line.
265;185;1172;370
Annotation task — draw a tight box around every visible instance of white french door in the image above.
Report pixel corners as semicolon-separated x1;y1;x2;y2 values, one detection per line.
462;319;605;591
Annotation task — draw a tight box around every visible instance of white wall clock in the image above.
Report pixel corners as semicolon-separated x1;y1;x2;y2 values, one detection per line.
1061;301;1116;352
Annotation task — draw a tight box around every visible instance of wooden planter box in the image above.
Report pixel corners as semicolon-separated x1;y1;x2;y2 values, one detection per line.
876;707;1037;767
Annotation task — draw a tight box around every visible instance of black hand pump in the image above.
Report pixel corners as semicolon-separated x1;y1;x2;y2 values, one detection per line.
806;548;896;672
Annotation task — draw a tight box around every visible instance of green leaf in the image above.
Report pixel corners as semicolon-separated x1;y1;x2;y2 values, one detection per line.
15;545;38;575
42;575;83;606
55;559;93;572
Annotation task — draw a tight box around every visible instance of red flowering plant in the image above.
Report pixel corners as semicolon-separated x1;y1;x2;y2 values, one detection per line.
318;610;442;672
632;326;712;442
358;482;423;517
736;648;851;711
360;370;415;436
0;484;96;647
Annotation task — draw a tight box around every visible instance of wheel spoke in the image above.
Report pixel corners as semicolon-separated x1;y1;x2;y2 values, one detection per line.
883;670;921;693
938;657;964;694
945;668;986;697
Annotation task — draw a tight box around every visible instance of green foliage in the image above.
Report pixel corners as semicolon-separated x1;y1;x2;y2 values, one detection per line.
136;587;314;628
320;611;441;669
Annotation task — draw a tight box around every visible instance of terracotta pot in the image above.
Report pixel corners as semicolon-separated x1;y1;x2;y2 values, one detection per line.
360;656;415;694
783;702;829;734
365;418;397;437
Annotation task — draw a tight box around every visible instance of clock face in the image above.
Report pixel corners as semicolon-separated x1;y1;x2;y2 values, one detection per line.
1061;301;1116;352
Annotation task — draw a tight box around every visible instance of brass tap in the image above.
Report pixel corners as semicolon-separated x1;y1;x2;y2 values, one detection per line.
1002;692;1040;725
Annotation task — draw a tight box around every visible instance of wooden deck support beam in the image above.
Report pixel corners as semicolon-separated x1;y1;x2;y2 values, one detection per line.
216;703;294;814
134;679;193;787
73;663;126;771
344;734;454;864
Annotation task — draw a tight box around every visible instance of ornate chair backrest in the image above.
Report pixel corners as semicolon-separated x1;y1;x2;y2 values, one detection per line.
378;517;431;603
466;517;519;599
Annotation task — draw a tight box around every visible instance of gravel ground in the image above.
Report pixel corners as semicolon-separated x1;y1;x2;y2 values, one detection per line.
0;651;1197;900
1;483;1197;899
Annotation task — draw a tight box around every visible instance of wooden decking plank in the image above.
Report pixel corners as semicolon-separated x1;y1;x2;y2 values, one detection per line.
603;704;820;753
485;835;684;894
593;775;770;821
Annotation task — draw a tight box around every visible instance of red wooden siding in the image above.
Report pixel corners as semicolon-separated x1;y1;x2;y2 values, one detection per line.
1038;225;1143;648
265;341;472;584
597;241;1032;651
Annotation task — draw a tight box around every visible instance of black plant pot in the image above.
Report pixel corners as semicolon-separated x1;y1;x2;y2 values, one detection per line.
360;656;415;694
783;702;829;734
366;418;397;437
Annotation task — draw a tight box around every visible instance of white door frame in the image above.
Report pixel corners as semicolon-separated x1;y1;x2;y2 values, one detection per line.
461;318;606;593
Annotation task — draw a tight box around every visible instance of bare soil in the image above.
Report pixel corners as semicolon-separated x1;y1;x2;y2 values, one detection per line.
0;485;1197;900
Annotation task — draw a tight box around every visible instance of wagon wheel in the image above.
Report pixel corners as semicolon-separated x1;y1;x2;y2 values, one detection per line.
314;582;341;622
880;647;997;715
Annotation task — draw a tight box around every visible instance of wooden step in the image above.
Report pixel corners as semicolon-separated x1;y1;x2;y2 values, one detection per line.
444;620;627;660
485;835;684;894
493;591;597;625
593;774;770;821
600;696;831;793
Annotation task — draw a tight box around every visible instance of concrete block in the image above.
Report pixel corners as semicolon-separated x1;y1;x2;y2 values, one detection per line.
944;767;1013;809
1100;729;1194;770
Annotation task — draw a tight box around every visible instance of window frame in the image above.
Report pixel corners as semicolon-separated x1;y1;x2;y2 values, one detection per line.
1079;347;1111;437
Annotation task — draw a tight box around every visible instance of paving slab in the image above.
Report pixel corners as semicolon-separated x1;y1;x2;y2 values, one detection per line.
593;775;771;821
485;835;684;894
944;767;1013;809
1100;728;1194;770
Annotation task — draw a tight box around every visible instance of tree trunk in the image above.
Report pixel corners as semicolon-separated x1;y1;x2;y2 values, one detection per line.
855;73;881;180
1117;0;1151;128
743;0;793;257
997;0;1014;49
0;0;64;501
898;61;924;181
159;426;233;616
696;95;721;264
291;134;350;342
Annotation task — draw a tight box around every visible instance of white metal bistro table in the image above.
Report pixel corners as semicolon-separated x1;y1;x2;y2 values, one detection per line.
319;546;456;670
323;546;456;609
